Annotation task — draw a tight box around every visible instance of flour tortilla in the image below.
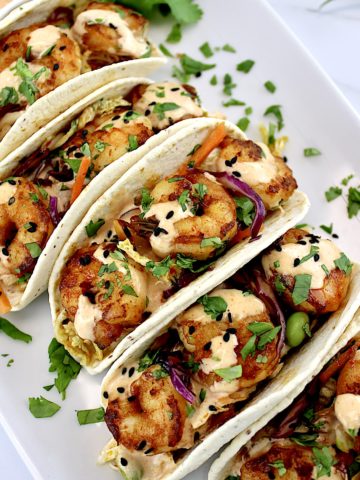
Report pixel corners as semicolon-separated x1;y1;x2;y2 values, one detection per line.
99;266;360;480
6;77;202;311
49;116;310;374
208;306;360;480
0;0;165;161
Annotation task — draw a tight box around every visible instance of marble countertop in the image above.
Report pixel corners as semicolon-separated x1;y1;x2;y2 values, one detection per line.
1;0;359;478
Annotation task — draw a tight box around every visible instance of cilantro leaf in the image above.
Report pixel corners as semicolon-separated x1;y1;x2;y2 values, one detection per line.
122;285;138;297
292;274;312;305
264;81;276;93
235;196;255;226
85;218;105;237
214;365;242;382
179;54;215;76
299;245;319;264
269;460;286;477
304;148;321;157
334;252;352;275
159;43;173;57
325;186;342;202
48;338;81;400
25;242;42;258
128;134;138;152
146;256;173;279
312;447;336;478
166;22;182;43
76;407;105;425
237;59;255;73
199;41;214;58
153;102;180;120
0;317;32;343
223;98;245;107
198;294;227;319
0;87;19;107
264;104;284;130
28;396;61;418
237;117;250;132
348;187;360;218
200;237;223;248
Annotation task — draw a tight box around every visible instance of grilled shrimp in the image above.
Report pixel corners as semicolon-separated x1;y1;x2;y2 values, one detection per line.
105;365;195;454
216;137;297;210
262;228;351;314
337;350;360;395
71;2;149;68
61;109;153;174
59;243;147;349
128;82;204;131
0;178;53;276
240;443;320;480
0;23;82;111
176;289;280;392
144;172;237;260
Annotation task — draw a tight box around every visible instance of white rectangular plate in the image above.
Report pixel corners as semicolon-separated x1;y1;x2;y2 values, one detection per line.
1;0;359;479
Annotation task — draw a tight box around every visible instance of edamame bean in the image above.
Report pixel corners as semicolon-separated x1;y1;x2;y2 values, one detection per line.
286;312;310;348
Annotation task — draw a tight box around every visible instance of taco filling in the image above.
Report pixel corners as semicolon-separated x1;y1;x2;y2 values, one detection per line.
0;81;205;311
0;1;156;139
54;126;298;365
223;334;360;480
97;229;352;479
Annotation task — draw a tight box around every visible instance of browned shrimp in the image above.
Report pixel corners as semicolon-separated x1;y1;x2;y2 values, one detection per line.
0;178;53;276
143;172;237;260
240;443;318;480
337;350;360;395
71;2;149;68
61;109;153;174
216;137;297;210
262;228;351;314
176;289;280;393
105;365;195;454
59;243;147;349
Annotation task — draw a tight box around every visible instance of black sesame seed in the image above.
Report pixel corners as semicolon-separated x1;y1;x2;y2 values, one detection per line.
74;152;84;158
128;395;136;402
103;249;110;258
149;101;156;106
79;255;91;266
297;240;307;245
117;387;125;393
225;160;232;167
67;145;78;154
227;328;237;334
232;171;241;177
8;179;16;185
314;254;320;262
123;119;129;124
171;87;180;92
2;248;9;256
107;230;112;238
144;448;153;455
293;258;300;267
145;109;151;116
275;245;282;252
268;472;276;480
194;431;200;442
195;72;201;78
332;233;339;239
228;312;233;323
109;23;117;29
122;367;127;375
204;341;212;351
8;196;15;205
154;227;168;236
59;45;66;51
81;129;88;138
129;367;135;377
230;156;237;165
216;313;223;321
103;391;109;399
125;110;134;117
62;318;70;325
223;332;230;342
189;325;196;335
112;115;121;121
137;440;147;450
120;457;128;466
283;156;288;163
53;63;59;71
208;405;217;411
27;222;37;233
166;210;174;219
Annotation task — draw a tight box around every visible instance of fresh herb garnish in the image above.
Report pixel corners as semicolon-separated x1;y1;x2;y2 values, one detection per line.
214;365;242;382
321;264;330;276
0;86;19;107
128;134;138;152
304;148;321;157
159;43;173;57
85;218;105;237
292;274;312;305
48;338;81;400
25;242;42;258
299;245;319;264
28;396;61;418
193;182;207;200
334;252;352;275
223;98;245;107
14;59;48;105
122;285;138;297
98;262;118;277
237;117;250;132
264;81;276;93
166;22;182;43
198;294;227;319
269;460;286;477
210;74;218;86
200;237;223;248
223;73;236;96
146;256;173;279
275;275;286;293
199;388;206;402
76;407;105;425
199;41;213;58
153;102;180;120
94;140;109;152
312;447;337;478
234;196;255;226
237;59;255;73
223;43;236;53
179;54;216;76
140;187;154;218
0;317;32;343
151;367;169;379
320;223;333;234
348;187;360;218
341;174;354;186
178;189;190;211
325;186;342;202
264;104;284;130
290;432;318;447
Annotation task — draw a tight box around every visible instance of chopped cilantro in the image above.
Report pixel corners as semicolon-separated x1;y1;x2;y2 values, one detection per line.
122;285;138;297
292;274;312;305
200;237;223;248
139;188;154;218
348;187;360;218
178;189;190;211
179;54;216;76
321;264;330;276
341;174;354;186
304;148;321;157
214;365;242;382
198;294;227;319
320;223;333;234
48;338;81;400
236;59;255;73
334;253;352;275
234;196;255;226
325;186;342;202
0;317;32;343
128;134;138;152
223;98;245;107
0;86;19;107
312;447;337;478
25;242;42;258
223;73;236;96
98;262;118;277
28;396;60;418
76;407;105;425
166;23;182;43
264;104;284;130
199;41;214;58
151;367;169;379
94;140;109;152
264;81;276;93
85;218;105;237
122;0;203;25
269;460;286;477
210;74;218;86
275;275;286;293
153;102;180;120
146;256;173;279
237;117;250;132
159;43;173;57
299;245;319;264
222;43;236;53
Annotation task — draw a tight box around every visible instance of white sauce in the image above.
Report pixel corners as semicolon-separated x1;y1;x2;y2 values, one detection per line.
201;333;238;374
99;111;152;132
145;200;194;257
28;25;61;58
262;238;342;289
0;182;17;205
71;9;148;58
216;142;277;185
133;82;203;130
335;393;360;432
74;294;102;341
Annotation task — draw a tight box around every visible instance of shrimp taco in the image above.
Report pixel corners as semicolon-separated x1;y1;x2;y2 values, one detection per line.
0;78;207;312
0;0;165;160
209;308;360;480
48;116;309;374
98;230;360;480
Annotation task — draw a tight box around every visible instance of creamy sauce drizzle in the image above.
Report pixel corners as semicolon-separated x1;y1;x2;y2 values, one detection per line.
28;25;61;58
334;393;360;432
262;238;342;289
201;334;238;374
0;182;17;205
133;82;203;130
71;9;148;58
145;200;194;257
74;294;102;341
99;111;151;132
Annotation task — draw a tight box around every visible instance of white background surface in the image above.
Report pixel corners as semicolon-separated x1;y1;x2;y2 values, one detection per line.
1;0;360;478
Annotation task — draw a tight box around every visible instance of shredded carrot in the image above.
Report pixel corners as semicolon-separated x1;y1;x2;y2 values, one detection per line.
177;124;227;175
0;286;11;314
319;342;359;384
70;156;91;205
230;227;251;246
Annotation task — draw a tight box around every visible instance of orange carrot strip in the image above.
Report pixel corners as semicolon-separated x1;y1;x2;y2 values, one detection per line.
70;156;91;205
0;286;11;314
177;124;227;175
